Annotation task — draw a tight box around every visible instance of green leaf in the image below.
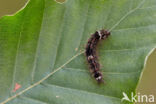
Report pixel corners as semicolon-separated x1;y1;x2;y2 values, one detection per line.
0;0;156;104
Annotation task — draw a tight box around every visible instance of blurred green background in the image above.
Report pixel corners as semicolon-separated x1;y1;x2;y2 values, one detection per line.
0;0;155;103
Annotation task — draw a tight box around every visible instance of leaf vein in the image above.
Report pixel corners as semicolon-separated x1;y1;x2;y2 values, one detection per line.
0;51;84;104
45;83;121;101
31;0;46;83
64;67;140;74
109;0;146;31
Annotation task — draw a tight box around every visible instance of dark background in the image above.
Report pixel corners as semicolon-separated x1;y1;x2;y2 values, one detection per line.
0;0;155;103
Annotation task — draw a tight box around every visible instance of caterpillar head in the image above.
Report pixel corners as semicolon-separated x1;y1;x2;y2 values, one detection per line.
99;29;110;39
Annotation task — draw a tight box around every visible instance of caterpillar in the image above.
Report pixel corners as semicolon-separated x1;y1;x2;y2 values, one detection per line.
85;29;110;83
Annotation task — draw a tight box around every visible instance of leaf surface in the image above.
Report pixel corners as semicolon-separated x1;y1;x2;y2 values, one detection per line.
0;0;156;104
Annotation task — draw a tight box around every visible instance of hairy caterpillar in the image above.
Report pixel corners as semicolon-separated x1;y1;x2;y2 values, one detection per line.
85;29;110;83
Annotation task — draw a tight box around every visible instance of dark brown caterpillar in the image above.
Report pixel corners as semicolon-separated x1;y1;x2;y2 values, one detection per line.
85;29;110;83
